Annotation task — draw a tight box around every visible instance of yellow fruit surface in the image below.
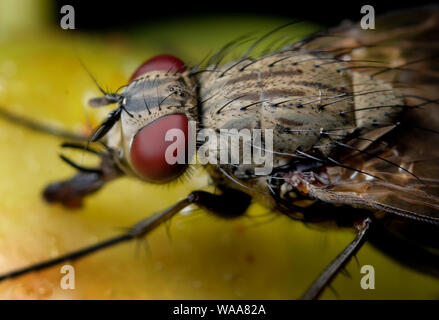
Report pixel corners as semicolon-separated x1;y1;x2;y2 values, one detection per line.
0;0;437;299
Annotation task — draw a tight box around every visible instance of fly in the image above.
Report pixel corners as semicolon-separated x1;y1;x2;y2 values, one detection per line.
0;6;438;299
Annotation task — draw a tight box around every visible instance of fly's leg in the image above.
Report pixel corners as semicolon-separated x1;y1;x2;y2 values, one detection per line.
301;217;373;300
0;107;124;207
0;188;251;282
43;145;123;208
0;106;89;141
193;187;252;219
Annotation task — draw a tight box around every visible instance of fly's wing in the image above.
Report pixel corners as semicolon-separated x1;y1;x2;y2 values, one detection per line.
300;6;439;225
299;5;439;91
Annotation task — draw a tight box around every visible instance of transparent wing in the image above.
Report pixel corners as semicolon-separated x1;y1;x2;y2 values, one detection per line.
301;6;439;224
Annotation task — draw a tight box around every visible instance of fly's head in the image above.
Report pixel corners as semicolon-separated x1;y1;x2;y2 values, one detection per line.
89;54;198;183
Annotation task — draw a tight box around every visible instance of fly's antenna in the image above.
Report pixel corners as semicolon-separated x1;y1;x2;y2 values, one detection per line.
74;50;123;107
72;52;127;143
76;54;108;96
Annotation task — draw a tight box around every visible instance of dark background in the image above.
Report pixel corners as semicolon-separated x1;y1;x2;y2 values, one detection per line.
52;1;434;30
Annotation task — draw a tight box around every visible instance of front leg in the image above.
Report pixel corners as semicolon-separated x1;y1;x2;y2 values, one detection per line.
0;106;124;208
43;144;124;208
0;188;251;281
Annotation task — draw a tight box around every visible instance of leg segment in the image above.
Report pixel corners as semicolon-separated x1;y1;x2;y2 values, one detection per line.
0;189;251;282
0;106;89;141
0;107;121;207
301;217;373;300
43;144;123;208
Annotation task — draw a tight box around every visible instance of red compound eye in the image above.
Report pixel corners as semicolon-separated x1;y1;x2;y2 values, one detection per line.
129;54;186;81
130;114;189;183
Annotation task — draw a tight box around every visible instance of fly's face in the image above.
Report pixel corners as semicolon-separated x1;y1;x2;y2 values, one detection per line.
95;55;198;183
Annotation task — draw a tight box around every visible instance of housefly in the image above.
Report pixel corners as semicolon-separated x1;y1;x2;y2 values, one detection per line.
0;6;438;299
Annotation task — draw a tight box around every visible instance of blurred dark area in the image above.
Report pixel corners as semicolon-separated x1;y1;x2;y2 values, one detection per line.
52;0;435;31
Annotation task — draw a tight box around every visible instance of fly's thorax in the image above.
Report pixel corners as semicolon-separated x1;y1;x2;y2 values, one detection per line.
107;70;198;180
197;52;357;169
196;50;408;205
